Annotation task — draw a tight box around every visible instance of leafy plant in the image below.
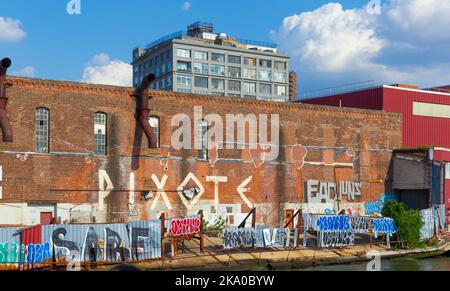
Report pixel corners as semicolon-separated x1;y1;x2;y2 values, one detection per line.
382;201;424;249
202;216;226;237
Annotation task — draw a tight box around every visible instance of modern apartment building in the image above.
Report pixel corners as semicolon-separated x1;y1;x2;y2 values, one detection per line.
132;22;291;102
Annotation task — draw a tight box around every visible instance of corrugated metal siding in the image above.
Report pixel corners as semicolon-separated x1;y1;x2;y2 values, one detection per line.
42;224;131;263
301;88;384;110
0;227;21;266
129;220;162;260
384;87;450;148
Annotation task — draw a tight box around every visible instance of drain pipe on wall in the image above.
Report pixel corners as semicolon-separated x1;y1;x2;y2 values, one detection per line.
137;74;157;148
0;58;13;142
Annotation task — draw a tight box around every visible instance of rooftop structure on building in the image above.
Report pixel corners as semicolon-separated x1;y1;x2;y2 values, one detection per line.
298;82;450;150
132;22;291;102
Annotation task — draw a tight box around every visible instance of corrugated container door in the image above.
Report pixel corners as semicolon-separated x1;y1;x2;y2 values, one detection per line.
431;165;442;206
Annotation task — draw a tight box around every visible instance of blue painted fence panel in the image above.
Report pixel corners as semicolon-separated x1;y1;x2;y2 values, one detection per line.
129;220;162;260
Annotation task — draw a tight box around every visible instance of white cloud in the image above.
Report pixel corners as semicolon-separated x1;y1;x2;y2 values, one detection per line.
271;1;450;93
81;53;132;87
13;66;36;78
181;1;191;11
0;16;26;42
382;0;450;43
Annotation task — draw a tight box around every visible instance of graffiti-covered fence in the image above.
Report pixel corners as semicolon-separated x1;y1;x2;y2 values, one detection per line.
420;205;446;240
223;214;399;250
0;219;164;270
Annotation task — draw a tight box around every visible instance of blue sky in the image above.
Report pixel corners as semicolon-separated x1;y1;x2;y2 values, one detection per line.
2;0;450;93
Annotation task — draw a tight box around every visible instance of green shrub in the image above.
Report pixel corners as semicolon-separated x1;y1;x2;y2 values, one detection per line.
203;216;226;237
382;201;424;249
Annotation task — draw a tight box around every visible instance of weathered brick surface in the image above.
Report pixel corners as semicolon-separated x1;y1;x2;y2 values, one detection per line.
0;77;403;226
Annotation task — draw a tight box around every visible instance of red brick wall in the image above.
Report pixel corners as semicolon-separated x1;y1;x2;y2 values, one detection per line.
0;77;403;226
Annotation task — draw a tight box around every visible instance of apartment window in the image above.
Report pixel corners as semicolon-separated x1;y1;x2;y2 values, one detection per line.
228;80;241;92
197;120;209;160
211;78;225;90
243;82;256;94
194;76;208;88
259;59;272;68
244;57;256;66
149;116;160;148
228;66;241;78
177;48;191;58
211;53;225;62
211;64;225;76
243;68;257;80
194;62;208;74
176;74;191;86
228;55;241;64
446;163;450;179
274;61;287;70
167;76;172;87
177;61;191;72
35;107;50;153
259;70;271;81
275;85;287;96
194;51;208;60
94;112;107;155
274;72;287;82
167;63;172;72
166;50;171;60
259;83;272;95
161;64;166;74
155;67;161;77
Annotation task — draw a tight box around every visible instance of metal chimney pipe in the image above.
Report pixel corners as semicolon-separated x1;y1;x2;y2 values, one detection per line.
137;74;157;148
0;58;13;142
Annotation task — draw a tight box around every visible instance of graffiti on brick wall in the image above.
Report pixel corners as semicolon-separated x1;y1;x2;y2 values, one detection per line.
169;217;201;238
318;230;355;248
364;194;398;215
306;180;362;205
223;228;255;249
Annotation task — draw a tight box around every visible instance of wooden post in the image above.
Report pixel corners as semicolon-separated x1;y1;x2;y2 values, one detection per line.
251;208;256;228
198;210;205;254
160;212;166;257
296;210;302;248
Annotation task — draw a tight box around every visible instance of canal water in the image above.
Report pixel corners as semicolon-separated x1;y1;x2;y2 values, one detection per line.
299;255;450;271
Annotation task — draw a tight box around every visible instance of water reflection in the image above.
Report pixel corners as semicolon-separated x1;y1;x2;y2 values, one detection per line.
300;255;449;271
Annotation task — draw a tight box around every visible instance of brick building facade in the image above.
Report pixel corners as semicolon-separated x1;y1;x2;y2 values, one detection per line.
0;76;402;227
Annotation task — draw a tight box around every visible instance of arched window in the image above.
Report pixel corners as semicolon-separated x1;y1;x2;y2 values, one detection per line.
94;112;107;155
197;119;209;160
149;116;160;148
35;107;50;153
